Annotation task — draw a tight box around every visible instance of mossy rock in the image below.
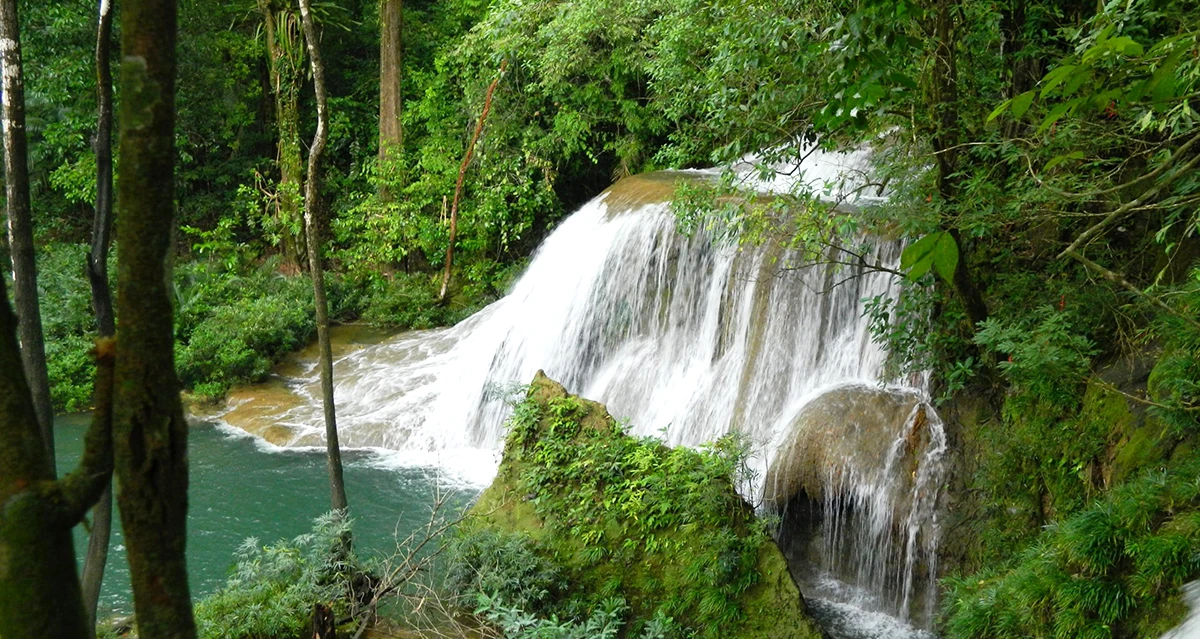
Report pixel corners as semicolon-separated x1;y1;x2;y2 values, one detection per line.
467;371;825;639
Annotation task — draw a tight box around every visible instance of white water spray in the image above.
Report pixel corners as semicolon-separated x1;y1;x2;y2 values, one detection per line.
220;154;945;636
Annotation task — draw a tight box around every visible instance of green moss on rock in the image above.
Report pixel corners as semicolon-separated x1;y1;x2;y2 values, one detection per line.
466;371;824;639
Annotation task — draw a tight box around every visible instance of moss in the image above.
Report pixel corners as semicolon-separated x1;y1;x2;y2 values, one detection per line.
465;372;824;639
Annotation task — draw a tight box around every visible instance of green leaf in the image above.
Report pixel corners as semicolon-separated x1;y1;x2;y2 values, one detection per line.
901;231;958;283
1037;101;1075;135
1011;91;1035;119
1044;151;1086;172
930;233;959;282
1041;65;1077;98
987;98;1013;123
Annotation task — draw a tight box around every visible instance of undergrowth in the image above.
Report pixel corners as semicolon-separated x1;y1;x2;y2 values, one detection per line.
36;242;489;410
942;457;1200;639
194;512;368;639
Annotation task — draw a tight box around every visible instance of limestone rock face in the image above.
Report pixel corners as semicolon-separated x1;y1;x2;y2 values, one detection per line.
763;384;930;518
469;371;826;639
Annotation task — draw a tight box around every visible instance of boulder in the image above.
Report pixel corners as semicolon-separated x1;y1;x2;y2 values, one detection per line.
467;371;825;639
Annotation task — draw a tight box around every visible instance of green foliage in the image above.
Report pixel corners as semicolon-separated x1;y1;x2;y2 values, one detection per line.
473;593;678;639
174;260;318;401
943;458;1200;639
195;512;368;639
1145;269;1200;436
975;307;1098;406
483;390;775;638
901;231;959;283
33;244;111;411
446;529;564;614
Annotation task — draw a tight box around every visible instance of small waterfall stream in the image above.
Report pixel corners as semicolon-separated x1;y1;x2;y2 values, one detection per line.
220;152;947;637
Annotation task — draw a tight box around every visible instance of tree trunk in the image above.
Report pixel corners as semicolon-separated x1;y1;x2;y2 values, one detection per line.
438;62;505;305
0;276;115;639
0;0;54;469
82;0;117;629
0;285;86;638
299;0;348;513
114;0;197;637
258;0;305;268
377;0;402;200
927;0;988;327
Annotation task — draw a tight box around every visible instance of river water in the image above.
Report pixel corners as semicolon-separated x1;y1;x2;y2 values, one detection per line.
55;414;478;618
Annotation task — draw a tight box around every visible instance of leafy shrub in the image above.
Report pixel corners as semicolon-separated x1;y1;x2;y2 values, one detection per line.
36;243;112;412
474;593;677;639
942;458;1200;639
974;306;1098;407
1145;269;1200;436
177;292;315;399
195;512;368;639
445;529;564;613
356;272;466;329
46;333;96;412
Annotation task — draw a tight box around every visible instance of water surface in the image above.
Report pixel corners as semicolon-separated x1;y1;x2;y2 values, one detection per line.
56;414;479;618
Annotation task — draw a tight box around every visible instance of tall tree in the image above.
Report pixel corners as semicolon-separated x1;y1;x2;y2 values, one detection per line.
378;0;402;198
0;0;54;468
81;0;117;628
0;275;114;639
258;0;306;267
113;0;197;636
299;0;348;512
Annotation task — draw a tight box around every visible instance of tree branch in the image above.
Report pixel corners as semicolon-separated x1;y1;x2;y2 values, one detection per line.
1063;247;1200;333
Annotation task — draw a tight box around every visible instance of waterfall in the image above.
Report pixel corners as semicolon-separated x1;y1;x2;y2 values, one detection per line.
220;151;946;635
1162;582;1200;639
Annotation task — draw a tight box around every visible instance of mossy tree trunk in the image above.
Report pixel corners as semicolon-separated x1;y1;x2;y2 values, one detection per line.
925;0;988;328
377;0;402;201
258;0;305;268
0;278;115;639
299;0;348;513
81;0;117;628
0;0;54;469
113;0;198;637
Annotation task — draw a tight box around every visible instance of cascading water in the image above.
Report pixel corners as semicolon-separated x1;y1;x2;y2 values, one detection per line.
764;385;944;633
220;150;946;637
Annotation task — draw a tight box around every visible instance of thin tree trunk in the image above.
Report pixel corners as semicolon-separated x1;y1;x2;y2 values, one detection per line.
299;0;348;513
113;0;197;636
0;0;54;469
81;0;117;629
438;61;505;305
377;0;402;200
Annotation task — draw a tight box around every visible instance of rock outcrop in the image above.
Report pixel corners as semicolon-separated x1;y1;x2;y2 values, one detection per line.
467;371;825;639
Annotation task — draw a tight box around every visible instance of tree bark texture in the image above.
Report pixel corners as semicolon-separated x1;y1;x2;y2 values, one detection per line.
438;61;505;305
378;0;402;169
82;0;117;629
0;0;55;469
926;0;988;327
299;0;348;513
114;0;197;637
258;0;305;267
0;279;115;639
